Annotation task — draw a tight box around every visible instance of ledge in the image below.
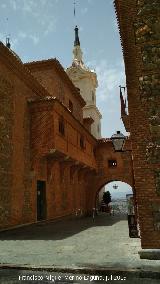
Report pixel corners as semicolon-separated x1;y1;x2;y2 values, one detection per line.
138;249;160;260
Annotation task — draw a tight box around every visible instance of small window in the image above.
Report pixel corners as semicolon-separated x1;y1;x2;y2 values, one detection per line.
80;135;85;149
108;159;117;168
69;100;73;113
97;124;100;133
59;116;65;136
92;91;94;103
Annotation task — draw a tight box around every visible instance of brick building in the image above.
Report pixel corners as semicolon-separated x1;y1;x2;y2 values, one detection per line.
1;6;159;255
0;35;133;231
114;0;160;252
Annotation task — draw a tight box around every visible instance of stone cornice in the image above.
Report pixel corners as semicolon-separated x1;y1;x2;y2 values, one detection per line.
66;65;98;88
83;105;102;119
83;117;94;125
24;58;86;107
97;136;131;151
0;42;50;98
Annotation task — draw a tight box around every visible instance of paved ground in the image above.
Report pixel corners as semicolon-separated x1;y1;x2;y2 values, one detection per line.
0;213;160;282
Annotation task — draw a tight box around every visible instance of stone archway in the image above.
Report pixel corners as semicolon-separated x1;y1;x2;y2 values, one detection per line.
95;180;133;207
86;138;135;214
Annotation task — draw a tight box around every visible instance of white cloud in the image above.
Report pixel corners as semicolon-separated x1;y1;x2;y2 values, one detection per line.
86;59;125;105
113;18;119;33
81;7;88;15
18;31;27;39
1;3;7;8
10;0;17;10
89;59;127;137
87;0;93;4
79;26;84;32
16;31;39;46
11;38;19;49
29;35;39;45
7;0;57;47
44;19;57;36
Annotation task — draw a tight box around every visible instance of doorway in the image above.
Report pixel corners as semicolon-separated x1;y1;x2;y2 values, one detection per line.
37;180;46;221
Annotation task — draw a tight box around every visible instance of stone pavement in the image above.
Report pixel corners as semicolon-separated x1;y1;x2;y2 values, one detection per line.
0;214;160;278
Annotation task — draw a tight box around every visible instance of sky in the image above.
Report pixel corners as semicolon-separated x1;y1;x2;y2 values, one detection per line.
0;0;127;138
105;181;133;199
0;0;129;194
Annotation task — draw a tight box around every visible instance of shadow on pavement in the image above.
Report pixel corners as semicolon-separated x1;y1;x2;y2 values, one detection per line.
0;214;127;241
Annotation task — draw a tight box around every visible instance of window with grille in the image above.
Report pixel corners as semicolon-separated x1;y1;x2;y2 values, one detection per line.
108;159;117;168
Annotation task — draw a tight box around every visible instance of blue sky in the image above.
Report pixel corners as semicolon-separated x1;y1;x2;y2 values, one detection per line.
0;0;127;139
105;181;133;199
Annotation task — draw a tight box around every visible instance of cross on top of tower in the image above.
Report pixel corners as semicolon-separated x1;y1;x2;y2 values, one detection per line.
74;0;76;17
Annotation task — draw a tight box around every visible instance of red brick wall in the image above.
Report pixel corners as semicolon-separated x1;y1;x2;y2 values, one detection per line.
25;63;84;123
0;43;135;232
29;98;97;169
86;140;133;213
114;0;160;248
0;57;38;228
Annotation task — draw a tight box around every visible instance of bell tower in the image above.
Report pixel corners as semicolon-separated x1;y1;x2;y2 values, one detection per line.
66;26;102;139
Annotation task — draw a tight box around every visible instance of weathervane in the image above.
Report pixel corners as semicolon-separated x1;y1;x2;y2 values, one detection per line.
74;0;76;17
113;184;118;190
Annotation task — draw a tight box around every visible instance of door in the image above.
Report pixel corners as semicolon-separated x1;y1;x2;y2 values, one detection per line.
37;180;46;221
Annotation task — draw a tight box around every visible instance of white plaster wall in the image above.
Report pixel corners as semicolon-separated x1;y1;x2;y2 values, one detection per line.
83;106;101;138
66;65;102;139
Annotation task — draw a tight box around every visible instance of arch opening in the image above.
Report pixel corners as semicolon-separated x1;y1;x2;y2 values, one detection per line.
96;181;133;216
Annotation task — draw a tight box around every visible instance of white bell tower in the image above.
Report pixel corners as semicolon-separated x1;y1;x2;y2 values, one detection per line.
66;26;102;139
